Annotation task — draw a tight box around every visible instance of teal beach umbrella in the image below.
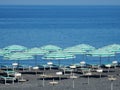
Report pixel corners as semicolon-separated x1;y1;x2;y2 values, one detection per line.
40;45;62;52
42;51;75;67
25;47;48;66
4;52;34;68
87;49;115;65
3;45;27;52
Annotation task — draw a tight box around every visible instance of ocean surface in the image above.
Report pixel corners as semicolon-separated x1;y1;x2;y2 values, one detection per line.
0;5;120;66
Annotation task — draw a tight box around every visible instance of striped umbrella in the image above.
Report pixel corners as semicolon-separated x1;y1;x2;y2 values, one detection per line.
3;45;27;52
25;47;48;66
4;52;34;70
40;45;62;52
42;51;75;68
87;49;115;65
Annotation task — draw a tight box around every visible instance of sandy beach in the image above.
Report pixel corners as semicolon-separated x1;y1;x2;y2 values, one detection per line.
0;67;120;90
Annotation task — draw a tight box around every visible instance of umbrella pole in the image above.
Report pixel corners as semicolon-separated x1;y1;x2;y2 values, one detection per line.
72;78;75;88
35;55;37;66
58;60;61;69
100;56;102;67
111;81;113;90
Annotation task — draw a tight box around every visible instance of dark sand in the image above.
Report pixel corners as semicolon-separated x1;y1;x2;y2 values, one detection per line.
0;68;120;90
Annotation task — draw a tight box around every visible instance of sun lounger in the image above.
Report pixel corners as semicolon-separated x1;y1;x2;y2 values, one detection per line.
0;76;16;85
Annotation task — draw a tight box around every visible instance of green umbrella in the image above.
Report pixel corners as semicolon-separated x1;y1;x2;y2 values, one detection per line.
87;49;115;65
25;47;48;66
101;44;120;53
26;47;47;56
4;52;34;60
42;51;75;68
0;49;11;56
3;45;27;52
4;52;34;70
64;47;86;55
74;44;95;51
64;44;95;62
40;45;62;52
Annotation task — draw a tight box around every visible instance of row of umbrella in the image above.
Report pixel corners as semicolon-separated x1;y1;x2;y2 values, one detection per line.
0;44;120;66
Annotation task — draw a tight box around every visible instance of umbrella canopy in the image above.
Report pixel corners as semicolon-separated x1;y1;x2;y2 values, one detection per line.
25;47;48;66
40;45;62;52
42;51;75;66
4;52;34;60
101;44;120;53
74;44;95;51
3;45;27;52
0;49;11;56
42;51;75;60
25;47;48;56
64;47;86;55
87;49;115;65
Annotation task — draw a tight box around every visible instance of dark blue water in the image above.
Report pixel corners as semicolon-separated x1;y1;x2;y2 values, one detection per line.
0;5;120;66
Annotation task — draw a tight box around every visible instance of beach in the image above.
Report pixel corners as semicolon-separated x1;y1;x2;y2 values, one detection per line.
0;5;120;90
0;67;120;90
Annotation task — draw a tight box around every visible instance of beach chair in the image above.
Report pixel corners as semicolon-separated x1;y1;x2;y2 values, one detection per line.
0;65;12;70
0;76;16;85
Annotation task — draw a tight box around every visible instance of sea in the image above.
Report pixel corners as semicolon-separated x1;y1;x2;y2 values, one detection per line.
0;5;120;66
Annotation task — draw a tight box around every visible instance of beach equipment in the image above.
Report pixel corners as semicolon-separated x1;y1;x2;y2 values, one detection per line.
0;49;11;56
26;47;47;56
25;47;47;66
42;51;75;69
3;45;27;52
70;75;77;88
3;52;34;70
64;46;86;55
96;68;103;78
87;49;115;65
40;44;62;52
49;79;58;90
112;60;118;69
0;76;16;85
56;71;62;81
64;44;95;63
40;74;47;87
108;75;117;90
83;71;92;84
73;44;95;51
101;44;120;53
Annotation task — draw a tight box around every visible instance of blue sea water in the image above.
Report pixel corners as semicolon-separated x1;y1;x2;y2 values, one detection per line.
0;5;120;66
